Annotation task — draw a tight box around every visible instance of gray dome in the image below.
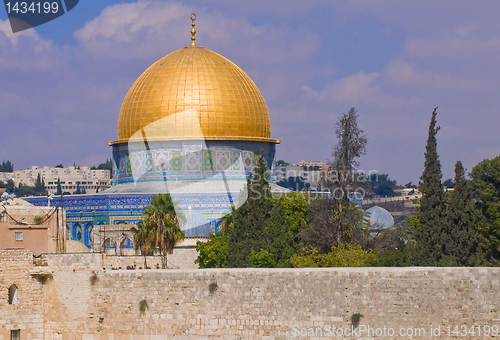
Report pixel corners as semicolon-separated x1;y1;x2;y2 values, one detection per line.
366;206;394;230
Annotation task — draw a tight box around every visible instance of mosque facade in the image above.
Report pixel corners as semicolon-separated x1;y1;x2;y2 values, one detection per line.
26;15;281;249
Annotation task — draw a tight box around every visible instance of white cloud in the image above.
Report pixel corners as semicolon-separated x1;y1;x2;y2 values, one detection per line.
303;71;419;112
386;62;498;93
0;19;64;71
74;1;183;43
72;1;320;66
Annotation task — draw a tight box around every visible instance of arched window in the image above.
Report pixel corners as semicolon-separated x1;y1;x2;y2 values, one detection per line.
72;223;83;241
105;238;116;249
121;238;134;249
84;223;93;248
8;285;18;305
72;223;82;241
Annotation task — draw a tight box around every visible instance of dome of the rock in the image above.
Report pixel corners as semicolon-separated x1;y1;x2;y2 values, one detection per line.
103;15;280;236
26;14;283;246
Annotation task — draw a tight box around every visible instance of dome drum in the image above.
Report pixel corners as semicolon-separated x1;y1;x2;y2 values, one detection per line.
111;139;276;186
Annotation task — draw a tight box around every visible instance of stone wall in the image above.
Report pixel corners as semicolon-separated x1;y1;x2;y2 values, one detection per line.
0;250;45;340
101;253;192;270
2;250;500;339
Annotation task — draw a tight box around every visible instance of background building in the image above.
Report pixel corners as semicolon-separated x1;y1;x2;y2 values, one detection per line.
0;166;111;194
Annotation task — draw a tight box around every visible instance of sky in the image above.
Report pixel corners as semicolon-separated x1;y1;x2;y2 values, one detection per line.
1;0;499;185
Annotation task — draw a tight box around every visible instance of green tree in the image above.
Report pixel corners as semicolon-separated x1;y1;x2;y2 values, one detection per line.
130;194;185;268
0;160;14;172
331;108;368;173
406;211;420;229
371;226;414;267
405;181;417;189
226;152;296;267
16;184;36;197
370;174;398;197
5;179;15;193
226;153;273;267
14;183;22;196
377;244;414;267
56;178;62;195
249;250;277;268
97;159;113;170
194;208;235;268
278;192;309;248
289;244;378;268
413;108;446;266
75;183;81;194
441;161;480;266
260;199;296;266
55;164;64;168
321;107;368;244
195;232;228;268
300;198;368;253
34;174;46;195
470;155;500;263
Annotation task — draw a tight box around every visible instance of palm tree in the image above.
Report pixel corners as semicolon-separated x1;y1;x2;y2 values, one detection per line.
130;194;186;268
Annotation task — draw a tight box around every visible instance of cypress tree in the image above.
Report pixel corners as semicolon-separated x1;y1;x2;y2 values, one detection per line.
413;108;446;265
34;173;45;195
56;178;62;195
444;161;480;266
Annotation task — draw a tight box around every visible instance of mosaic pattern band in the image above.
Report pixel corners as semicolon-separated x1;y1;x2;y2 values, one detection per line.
112;140;275;185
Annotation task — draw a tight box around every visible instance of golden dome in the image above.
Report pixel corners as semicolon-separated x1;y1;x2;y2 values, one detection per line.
112;45;278;145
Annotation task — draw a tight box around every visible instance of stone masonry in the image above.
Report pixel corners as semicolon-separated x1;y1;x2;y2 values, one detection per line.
1;250;500;339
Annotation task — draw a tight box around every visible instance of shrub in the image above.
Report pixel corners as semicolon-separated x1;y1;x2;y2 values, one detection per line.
290;244;378;268
249;250;277;268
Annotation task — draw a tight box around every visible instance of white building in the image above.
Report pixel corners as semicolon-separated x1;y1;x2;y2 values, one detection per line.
0;166;111;194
